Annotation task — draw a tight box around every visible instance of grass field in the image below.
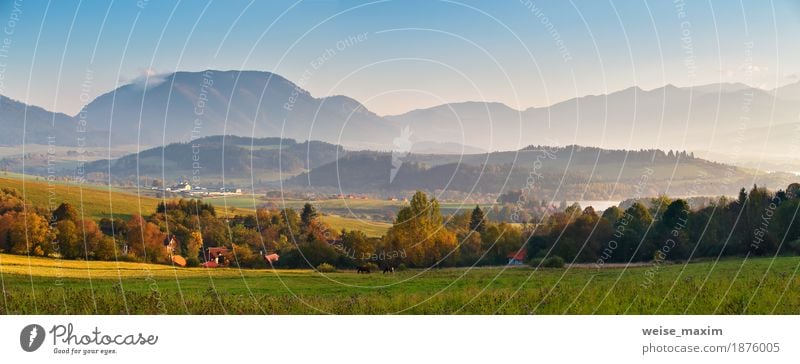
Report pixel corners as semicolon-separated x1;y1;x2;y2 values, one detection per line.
0;175;160;220
1;253;798;314
318;215;391;237
1;174;389;236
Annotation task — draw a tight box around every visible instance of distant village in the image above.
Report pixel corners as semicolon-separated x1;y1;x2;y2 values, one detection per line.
151;180;243;197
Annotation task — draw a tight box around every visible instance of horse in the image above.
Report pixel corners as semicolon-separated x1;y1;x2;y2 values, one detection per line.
382;266;394;274
357;266;371;274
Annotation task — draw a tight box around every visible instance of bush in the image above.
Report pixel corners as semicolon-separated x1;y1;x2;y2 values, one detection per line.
529;256;565;268
788;239;800;254
186;257;200;267
396;263;408;271
364;262;379;272
316;262;336;273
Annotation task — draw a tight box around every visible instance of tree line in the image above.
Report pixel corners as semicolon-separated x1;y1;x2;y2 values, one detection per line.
1;183;799;269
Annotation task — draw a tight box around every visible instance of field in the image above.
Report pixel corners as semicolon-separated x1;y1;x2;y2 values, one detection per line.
1;174;389;236
204;195;491;237
318;215;391;237
1;253;799;314
0;175;160;220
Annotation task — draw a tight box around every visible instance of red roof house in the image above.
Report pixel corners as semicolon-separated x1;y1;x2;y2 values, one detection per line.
507;249;527;265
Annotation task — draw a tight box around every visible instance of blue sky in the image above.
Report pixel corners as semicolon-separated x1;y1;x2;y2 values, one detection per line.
1;0;798;116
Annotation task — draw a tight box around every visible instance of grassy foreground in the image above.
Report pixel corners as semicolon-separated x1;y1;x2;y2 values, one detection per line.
1;254;799;314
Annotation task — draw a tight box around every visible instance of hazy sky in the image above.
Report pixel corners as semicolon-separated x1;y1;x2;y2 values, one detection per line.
1;0;799;116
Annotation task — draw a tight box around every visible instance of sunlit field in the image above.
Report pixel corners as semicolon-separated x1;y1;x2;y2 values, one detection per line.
2;253;798;314
0;175;159;220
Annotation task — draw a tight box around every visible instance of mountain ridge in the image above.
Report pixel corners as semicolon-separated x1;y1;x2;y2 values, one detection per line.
2;71;799;161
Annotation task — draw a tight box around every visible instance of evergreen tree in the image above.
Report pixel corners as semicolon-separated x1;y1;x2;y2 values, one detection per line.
469;205;486;233
300;203;317;230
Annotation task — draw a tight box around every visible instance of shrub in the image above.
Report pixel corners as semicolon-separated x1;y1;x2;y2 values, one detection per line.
788;239;800;254
529;256;565;268
316;262;336;273
364;262;379;272
186;257;200;267
396;263;408;271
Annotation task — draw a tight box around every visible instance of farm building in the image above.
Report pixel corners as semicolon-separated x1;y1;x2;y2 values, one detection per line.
263;253;280;263
507;250;526;265
202;247;231;268
163;235;178;255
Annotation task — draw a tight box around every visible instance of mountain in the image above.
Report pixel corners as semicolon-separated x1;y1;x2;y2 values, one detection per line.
773;80;800;101
388;84;800;158
4;71;799;168
84;136;342;184
79;70;398;149
0;95;107;146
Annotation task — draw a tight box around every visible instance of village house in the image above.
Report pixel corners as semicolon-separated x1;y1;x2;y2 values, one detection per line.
507;249;526;265
202;247;230;268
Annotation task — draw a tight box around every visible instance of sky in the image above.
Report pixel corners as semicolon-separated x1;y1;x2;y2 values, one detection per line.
0;0;799;116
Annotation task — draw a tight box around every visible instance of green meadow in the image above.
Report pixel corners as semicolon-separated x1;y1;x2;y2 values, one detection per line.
1;253;798;314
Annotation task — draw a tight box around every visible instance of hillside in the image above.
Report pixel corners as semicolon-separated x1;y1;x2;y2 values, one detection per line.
0;175;159;220
0;173;389;236
84;135;343;185
290;145;793;200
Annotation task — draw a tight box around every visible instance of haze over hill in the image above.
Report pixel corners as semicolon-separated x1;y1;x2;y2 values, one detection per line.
83;136;343;185
76;135;795;201
290;144;794;201
2;70;799;171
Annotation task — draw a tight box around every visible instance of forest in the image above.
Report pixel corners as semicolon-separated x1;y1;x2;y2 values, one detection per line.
1;182;799;270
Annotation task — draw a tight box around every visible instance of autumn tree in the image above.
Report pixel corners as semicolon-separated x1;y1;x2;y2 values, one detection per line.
385;191;458;267
52;203;80;224
126;214;168;263
7;212;53;255
0;188;25;215
341;229;373;263
185;231;203;263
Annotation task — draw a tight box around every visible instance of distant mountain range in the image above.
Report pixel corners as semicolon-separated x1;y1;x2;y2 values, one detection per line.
2;70;799;164
0;95;108;147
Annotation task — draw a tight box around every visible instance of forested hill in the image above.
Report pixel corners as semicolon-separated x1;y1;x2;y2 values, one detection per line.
84;136;342;184
289;145;794;200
